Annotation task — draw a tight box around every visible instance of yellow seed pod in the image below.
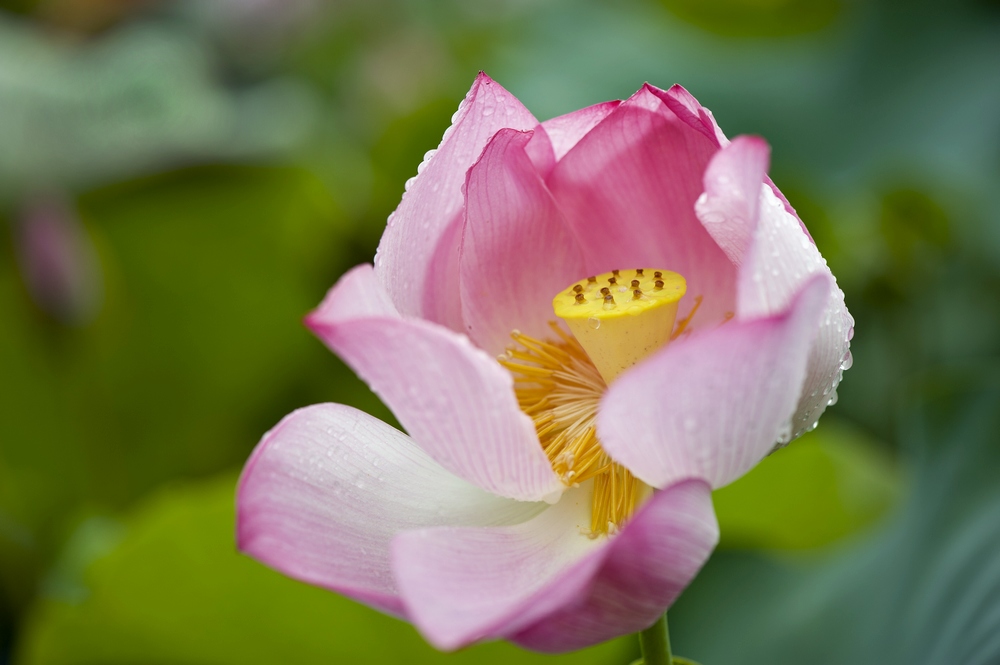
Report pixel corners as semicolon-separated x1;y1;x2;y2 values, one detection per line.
552;268;686;384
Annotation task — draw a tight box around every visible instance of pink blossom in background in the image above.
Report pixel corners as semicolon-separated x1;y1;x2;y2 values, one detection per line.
236;73;853;652
13;195;103;325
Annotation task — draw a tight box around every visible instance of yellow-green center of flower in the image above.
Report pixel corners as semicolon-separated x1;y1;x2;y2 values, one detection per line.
499;268;696;537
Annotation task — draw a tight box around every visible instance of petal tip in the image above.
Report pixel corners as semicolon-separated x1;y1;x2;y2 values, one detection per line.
731;133;771;154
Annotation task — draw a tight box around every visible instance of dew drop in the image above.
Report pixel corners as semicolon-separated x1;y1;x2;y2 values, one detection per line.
775;420;793;445
827;390;839;406
840;351;854;371
587;316;601;329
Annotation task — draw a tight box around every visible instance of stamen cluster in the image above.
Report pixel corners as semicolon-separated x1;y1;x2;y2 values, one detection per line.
498;323;640;536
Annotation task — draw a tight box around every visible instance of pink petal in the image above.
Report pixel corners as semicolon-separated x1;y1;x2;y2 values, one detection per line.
523;126;557;177
374;73;539;332
546;84;737;330
652;84;728;149
653;84;813;240
598;275;831;490
510;480;717;653
736;180;853;437
391;479;717;652
307;264;563;502
541;100;621;162
460;128;587;355
695;135;772;265
237;403;542;617
695;136;852;437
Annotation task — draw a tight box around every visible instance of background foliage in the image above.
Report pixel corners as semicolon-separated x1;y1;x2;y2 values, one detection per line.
1;0;998;662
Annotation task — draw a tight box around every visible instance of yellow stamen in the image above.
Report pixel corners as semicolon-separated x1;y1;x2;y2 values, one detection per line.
500;268;689;536
552;269;686;384
670;295;702;341
501;330;637;535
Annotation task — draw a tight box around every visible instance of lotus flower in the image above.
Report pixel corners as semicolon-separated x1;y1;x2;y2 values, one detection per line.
237;73;853;653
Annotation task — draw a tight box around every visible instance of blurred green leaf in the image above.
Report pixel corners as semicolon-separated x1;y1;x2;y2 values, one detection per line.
713;418;901;550
0;164;384;614
879;188;952;261
0;18;315;201
16;473;634;665
657;0;841;37
671;365;1000;664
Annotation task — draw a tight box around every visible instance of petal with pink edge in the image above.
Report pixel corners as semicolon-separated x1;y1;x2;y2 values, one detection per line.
237;404;542;617
460;128;587;355
391;479;717;652
652;83;728;149
307;264;563;502
547;84;736;329
510;480;717;653
541;100;621;162
598;275;831;491
653;84;812;239
374;73;539;331
737;181;852;437
695;135;771;265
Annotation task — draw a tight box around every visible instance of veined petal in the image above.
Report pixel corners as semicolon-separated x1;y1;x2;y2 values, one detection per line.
510;480;717;653
654;84;813;240
695;135;771;265
598;276;830;490
460;128;587;355
541;100;621;162
307;264;563;502
737;181;852;436
696;136;851;437
547;84;736;330
696;136;854;436
374;73;539;331
391;479;717;651
237;404;542;616
652;83;729;148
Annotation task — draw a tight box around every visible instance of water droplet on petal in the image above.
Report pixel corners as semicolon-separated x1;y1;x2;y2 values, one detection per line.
775;420;793;445
587;316;601;330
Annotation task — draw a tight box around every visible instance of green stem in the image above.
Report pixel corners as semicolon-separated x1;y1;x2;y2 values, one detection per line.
638;613;672;665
